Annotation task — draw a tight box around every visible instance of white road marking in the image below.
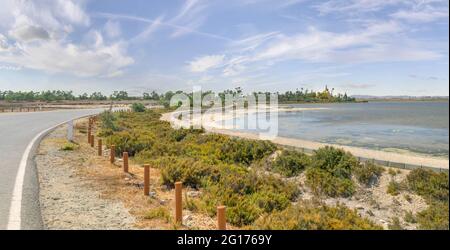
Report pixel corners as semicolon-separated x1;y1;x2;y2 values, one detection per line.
6;113;100;230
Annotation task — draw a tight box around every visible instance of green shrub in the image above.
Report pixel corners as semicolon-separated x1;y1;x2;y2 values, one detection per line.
353;162;384;186
305;146;358;197
227;198;263;226
306;167;355;197
406;169;449;203
60;142;78;151
98;111;118;136
197;167;298;226
145;207;171;223
131;103;146;112
416;202;449;230
251;201;382;230
272;150;310;177
387;181;403;196
106;130;155;156
219;138;276;165
157;157;220;189
404;169;449;230
311;146;358;179
171;127;204;142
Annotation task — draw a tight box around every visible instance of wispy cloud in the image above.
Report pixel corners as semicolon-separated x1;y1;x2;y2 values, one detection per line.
188;54;225;72
392;6;449;22
315;0;406;15
188;20;441;79
168;0;208;38
95;12;232;42
128;15;165;44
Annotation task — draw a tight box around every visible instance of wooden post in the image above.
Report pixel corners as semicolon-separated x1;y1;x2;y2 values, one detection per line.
110;145;115;163
144;164;150;195
90;135;95;147
175;182;183;224
87;126;91;144
217;206;226;230
98;139;102;156
123;152;129;173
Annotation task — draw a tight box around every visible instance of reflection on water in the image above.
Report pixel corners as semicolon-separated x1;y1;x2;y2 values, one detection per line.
225;101;449;158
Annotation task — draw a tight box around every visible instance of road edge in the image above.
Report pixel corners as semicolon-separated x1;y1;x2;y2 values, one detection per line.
7;114;95;230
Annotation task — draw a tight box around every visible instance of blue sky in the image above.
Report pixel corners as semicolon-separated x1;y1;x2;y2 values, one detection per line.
0;0;448;96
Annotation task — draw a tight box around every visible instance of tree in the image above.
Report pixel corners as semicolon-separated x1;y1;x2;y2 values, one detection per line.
111;91;129;100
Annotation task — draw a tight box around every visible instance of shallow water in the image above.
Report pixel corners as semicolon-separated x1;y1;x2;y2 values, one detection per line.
225;101;449;158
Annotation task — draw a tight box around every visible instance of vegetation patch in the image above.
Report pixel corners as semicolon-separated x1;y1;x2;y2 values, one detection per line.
353;162;384;187
305;146;358;197
251;201;382;230
144;207;171;223
387;181;404;196
60;142;79;151
406;169;449;203
131;103;146;112
405;169;449;230
272;150;310;177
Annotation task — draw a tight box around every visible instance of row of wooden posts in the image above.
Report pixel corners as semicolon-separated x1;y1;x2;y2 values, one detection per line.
86;116;227;230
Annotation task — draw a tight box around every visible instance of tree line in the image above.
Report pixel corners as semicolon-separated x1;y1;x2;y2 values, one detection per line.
1;86;356;103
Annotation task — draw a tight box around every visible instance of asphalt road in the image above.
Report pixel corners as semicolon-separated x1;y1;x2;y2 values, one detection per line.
0;109;105;229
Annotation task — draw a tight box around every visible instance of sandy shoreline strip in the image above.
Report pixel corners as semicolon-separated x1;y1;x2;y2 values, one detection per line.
161;112;449;170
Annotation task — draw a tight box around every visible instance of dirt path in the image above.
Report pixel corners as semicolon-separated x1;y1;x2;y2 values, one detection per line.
36;124;136;229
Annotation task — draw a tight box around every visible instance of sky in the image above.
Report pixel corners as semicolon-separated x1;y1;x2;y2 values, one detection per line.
0;0;448;96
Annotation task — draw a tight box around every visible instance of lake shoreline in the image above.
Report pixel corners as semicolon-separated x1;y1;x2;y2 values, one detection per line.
161;110;449;170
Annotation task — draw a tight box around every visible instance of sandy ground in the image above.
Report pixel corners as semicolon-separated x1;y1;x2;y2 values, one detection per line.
291;169;428;230
161;111;449;170
36;125;136;229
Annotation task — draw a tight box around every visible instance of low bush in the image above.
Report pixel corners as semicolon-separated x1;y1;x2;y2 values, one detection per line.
157;157;220;189
305;146;358;197
144;207;171;223
60;142;78;151
218;138;277;166
311;146;358;178
272;150;310;177
106;130;155;156
251;201;382;230
196;167;299;226
131;103;146;112
406;169;449;203
416;202;449;230
405;169;449;230
306;167;355;197
353;162;384;186
387;181;403;196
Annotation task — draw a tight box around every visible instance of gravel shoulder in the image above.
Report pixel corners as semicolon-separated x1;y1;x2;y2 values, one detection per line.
36;123;136;230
